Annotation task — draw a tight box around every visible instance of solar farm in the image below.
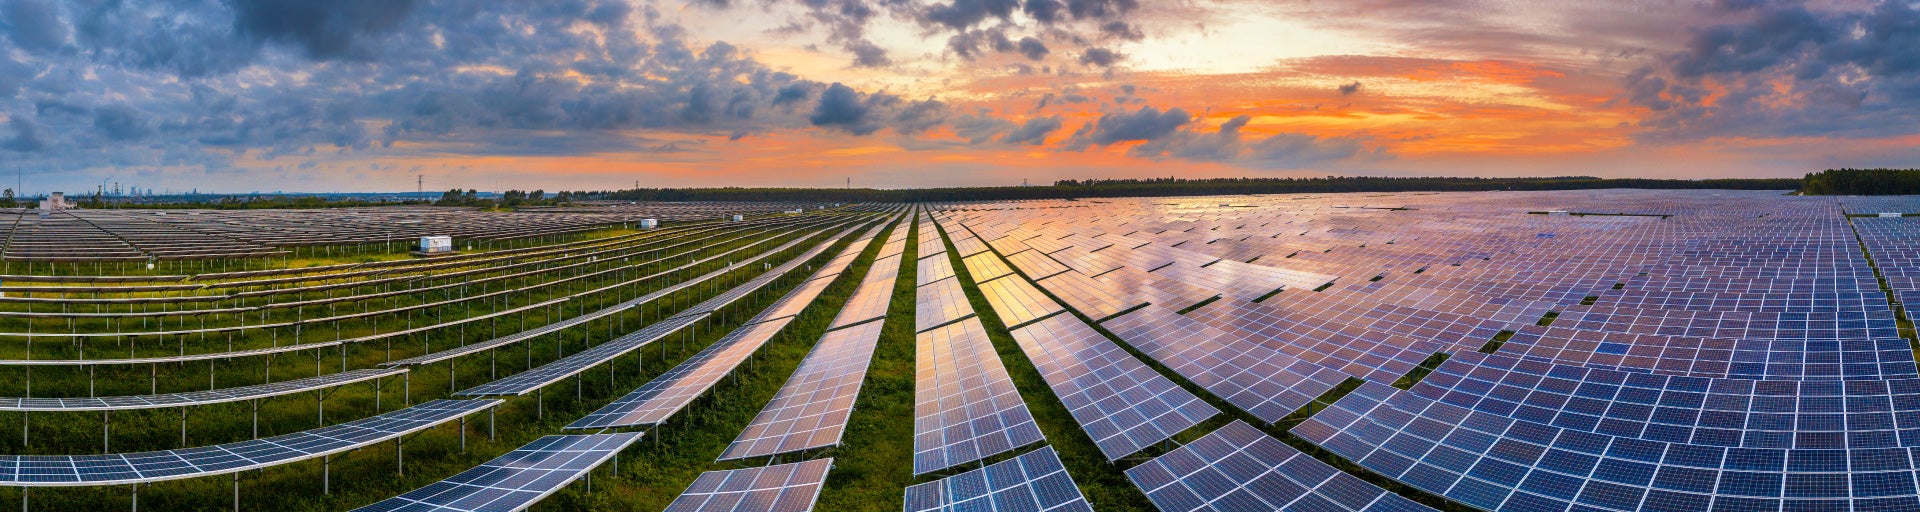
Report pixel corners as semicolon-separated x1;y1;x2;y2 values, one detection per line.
3;189;1920;512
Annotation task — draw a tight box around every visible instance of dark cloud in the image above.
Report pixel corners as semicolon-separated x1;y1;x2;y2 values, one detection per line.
1119;113;1384;167
892;99;949;135
3;0;69;52
1024;0;1065;24
91;104;149;141
1338;81;1362;96
1078;106;1189;146
923;0;1019;30
230;0;419;60
946;29;1013;60
847;39;892;67
1067;0;1137;20
1624;2;1920;140
952;113;1013;143
1;118;44;152
1098;21;1142;41
1017;37;1050;61
1080;47;1121;67
1001;116;1062;145
810;83;883;135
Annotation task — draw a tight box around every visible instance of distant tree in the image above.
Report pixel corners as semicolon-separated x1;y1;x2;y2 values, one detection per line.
1801;169;1920;195
0;189;14;208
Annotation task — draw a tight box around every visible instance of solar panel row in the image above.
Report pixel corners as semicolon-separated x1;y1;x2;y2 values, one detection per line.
904;446;1092;512
1128;421;1436;512
352;432;642;512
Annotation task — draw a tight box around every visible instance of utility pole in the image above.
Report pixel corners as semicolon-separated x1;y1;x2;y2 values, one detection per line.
417;175;424;195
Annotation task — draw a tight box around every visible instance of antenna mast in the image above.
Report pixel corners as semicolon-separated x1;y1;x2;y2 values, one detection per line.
417;174;424;195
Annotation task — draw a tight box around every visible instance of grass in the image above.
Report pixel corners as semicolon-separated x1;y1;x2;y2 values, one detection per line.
813;218;917;511
1391;352;1452;389
1479;330;1516;354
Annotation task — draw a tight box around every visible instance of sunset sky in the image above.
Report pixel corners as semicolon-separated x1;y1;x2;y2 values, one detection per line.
1;0;1917;193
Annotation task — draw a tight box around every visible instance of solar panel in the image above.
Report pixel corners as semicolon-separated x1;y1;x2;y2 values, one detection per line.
918;252;957;287
0;367;403;411
662;458;832;512
1004;250;1071;280
962;252;1017;284
0;399;498;486
903;446;1092;512
915;318;1045;474
976;274;1064;329
351;432;641;512
457;314;706;397
1128;421;1437;512
832;254;903;330
568;317;795;429
1010;314;1217;460
1032;269;1144;320
915;276;974;333
1100;306;1346;423
721;321;886;460
952;236;990;257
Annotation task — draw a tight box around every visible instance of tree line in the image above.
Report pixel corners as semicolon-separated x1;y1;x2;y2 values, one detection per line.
1799;169;1920;195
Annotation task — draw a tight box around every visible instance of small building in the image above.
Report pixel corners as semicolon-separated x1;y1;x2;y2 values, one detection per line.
636;219;658;229
39;192;73;211
1547;210;1571;216
418;236;454;254
729;214;744;222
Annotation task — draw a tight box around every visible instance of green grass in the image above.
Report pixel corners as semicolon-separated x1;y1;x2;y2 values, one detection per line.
813;218;917;511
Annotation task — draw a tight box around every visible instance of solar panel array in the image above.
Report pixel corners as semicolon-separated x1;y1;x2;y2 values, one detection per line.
1010;314;1217;460
459;221;862;397
662;458;832;512
568;219;887;429
903;446;1093;512
0;399;498;486
914;318;1046;474
912;224;1045;474
1128;421;1436;512
922;191;1920;511
352;433;642;512
0;367;403;412
721;320;885;460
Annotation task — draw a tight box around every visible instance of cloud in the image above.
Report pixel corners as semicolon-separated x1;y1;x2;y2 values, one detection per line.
892;99;949;135
1622;2;1920;141
810;83;886;135
1098;21;1142;41
92;104;149;141
1017;37;1050;61
1065;106;1189;150
1080;47;1122;67
230;0;420;60
1001;116;1063;145
847;39;892;67
1338;81;1362;96
1;118;44;152
3;0;68;53
1084;112;1386;168
922;0;1019;30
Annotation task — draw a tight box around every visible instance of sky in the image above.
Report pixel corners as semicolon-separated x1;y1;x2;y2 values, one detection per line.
1;0;1918;194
